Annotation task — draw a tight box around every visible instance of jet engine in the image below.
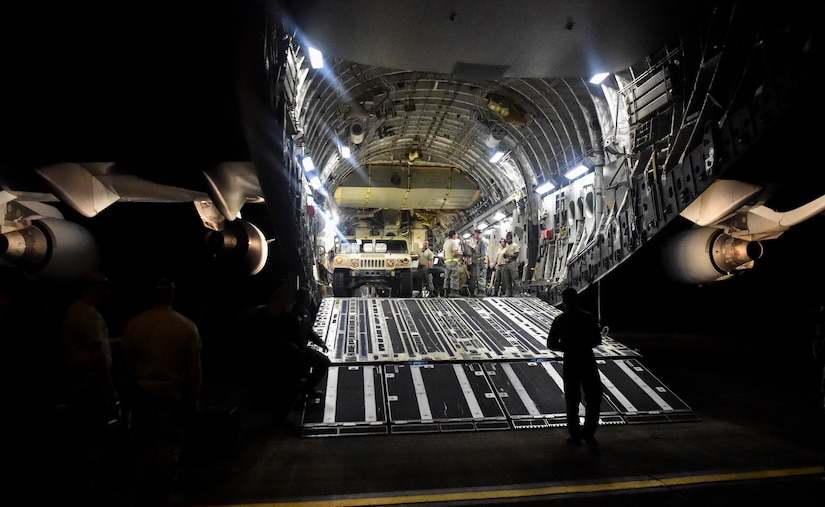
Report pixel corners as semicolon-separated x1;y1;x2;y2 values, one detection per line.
660;227;764;285
0;217;100;280
204;219;269;275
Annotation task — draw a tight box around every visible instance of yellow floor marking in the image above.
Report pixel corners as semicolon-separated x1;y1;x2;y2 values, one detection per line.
191;466;824;507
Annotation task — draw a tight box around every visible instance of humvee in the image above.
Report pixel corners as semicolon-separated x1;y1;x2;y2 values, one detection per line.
330;237;414;297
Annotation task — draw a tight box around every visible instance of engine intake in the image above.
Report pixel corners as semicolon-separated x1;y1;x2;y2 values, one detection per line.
204;219;268;275
661;227;763;284
0;218;100;280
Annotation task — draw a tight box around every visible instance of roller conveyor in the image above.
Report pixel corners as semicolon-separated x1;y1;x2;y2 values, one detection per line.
313;296;639;363
302;297;695;436
301;364;388;437
384;362;510;434
598;358;695;423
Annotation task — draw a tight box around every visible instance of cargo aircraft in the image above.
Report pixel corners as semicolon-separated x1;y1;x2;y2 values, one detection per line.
2;0;824;309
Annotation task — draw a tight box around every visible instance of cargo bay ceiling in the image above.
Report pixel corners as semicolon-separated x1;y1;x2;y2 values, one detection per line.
277;0;700;233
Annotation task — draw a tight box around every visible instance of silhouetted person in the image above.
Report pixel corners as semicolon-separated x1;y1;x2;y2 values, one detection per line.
547;287;603;447
63;271;119;410
288;286;330;399
60;271;120;501
236;297;284;412
122;278;202;506
238;283;307;422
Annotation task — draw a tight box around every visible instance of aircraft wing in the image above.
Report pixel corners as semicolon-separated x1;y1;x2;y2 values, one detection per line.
1;160;271;279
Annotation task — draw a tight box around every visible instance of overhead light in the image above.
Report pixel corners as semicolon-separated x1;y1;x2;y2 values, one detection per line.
350;121;365;144
309;175;322;189
493;211;505;221
308;47;324;69
490;150;504;164
535;181;556;195
462;232;471;239
589;72;610;85
341;146;351;159
301;156;315;172
564;163;589;180
483;126;506;148
478;222;488;231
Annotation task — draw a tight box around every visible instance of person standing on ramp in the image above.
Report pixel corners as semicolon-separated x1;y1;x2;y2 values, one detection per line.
547;287;603;447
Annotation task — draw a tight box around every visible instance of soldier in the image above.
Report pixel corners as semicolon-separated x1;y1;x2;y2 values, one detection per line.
547;287;603;447
472;229;489;297
122;278;202;505
502;232;521;296
61;271;119;501
288;287;331;399
417;239;435;297
443;230;462;297
492;238;508;296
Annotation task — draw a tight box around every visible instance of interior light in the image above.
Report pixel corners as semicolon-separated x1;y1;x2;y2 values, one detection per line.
462;232;472;239
589;72;610;85
493;211;506;221
350;121;365;144
301;156;315;172
490;151;504;163
483;126;506;148
564;164;589;180
308;47;324;69
478;222;488;231
535;181;556;195
309;175;322;189
341;146;351;159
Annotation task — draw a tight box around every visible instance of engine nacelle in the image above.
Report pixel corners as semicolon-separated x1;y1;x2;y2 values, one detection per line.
204;219;268;275
660;227;763;284
0;217;100;280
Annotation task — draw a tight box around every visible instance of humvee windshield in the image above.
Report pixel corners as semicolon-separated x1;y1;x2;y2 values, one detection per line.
338;240;408;254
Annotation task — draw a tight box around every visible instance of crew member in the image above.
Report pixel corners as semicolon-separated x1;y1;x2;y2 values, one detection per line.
122;278;202;505
502;232;521;296
61;271;119;500
443;230;462;297
417;239;435;297
547;287;603;447
493;238;508;296
472;229;489;297
288;287;331;399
